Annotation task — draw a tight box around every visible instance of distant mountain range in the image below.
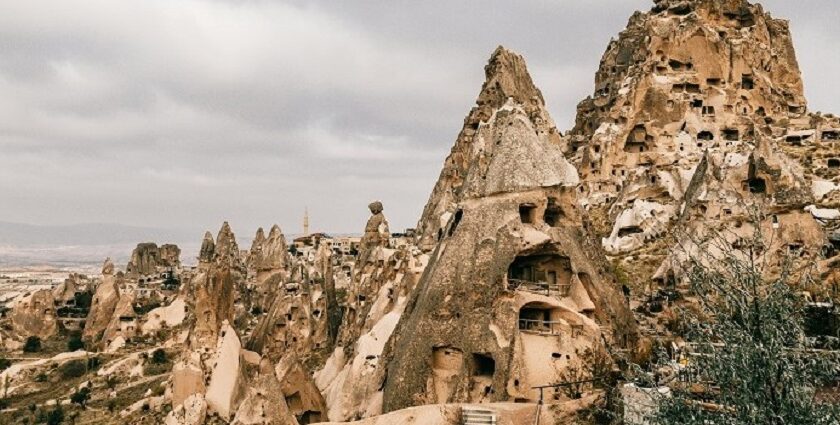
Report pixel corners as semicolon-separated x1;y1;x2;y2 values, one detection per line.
0;221;203;268
0;221;199;247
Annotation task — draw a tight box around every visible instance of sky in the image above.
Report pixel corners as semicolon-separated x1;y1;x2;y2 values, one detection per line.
1;0;839;241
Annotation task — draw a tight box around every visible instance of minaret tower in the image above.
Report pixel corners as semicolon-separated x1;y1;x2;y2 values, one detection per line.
303;207;310;236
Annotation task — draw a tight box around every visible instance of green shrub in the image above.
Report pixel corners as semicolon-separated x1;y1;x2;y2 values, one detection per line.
151;348;167;364
70;387;90;407
23;336;41;353
45;405;63;425
59;359;87;378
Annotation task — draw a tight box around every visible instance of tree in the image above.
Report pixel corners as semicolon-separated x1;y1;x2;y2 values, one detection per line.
70;387;90;408
59;360;87;379
46;404;64;425
23;336;41;353
151;348;167;364
652;221;840;424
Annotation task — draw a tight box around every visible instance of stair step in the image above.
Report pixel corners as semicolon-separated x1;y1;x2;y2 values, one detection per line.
462;407;497;425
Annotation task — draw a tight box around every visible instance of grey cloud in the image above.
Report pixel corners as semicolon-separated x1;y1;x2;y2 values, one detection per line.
0;0;838;242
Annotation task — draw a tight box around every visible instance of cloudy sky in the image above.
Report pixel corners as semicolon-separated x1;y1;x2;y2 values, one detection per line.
1;0;839;240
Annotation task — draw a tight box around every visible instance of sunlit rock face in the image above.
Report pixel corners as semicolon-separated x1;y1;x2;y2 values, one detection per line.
563;0;837;287
414;46;567;252
9;289;58;340
381;47;636;414
126;242;181;275
83;258;121;345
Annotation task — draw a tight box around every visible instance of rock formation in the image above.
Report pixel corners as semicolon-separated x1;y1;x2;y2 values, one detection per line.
382;47;636;413
84;257;121;344
127;242;181;275
356;201;390;267
314;203;428;421
9;289;57;340
199;231;216;264
414;47;568;251
567;0;835;289
6;2;840;425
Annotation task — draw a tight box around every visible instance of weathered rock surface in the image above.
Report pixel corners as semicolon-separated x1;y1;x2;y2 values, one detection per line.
381;47;635;413
415;46;565;251
10;289;57;340
84;258;121;344
205;321;245;420
248;225;289;273
127;242;181;275
567;0;835;289
357;202;390;266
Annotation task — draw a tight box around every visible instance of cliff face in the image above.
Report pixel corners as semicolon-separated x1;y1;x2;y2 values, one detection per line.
564;0;837;288
382;48;636;413
127;242;181;275
415;47;566;251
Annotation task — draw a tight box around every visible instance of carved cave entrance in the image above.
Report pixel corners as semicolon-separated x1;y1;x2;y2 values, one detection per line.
507;254;572;296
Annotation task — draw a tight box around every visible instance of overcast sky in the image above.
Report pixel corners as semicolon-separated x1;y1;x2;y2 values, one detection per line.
1;0;838;240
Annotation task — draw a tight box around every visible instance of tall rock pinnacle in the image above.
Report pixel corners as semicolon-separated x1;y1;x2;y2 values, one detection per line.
383;46;636;413
563;0;832;283
415;46;567;251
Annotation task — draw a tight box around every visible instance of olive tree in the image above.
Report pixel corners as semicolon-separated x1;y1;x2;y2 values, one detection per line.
653;221;840;424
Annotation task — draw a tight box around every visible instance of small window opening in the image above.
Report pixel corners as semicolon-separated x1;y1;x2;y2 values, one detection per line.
472;353;495;378
519;204;537;224
741;74;755;90
723;129;739;141
747;178;766;194
698;131;714;141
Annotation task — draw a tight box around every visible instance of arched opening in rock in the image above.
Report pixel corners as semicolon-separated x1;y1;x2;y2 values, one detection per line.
698;131;714;141
518;302;562;335
624;124;650;153
823;131;839;141
297;411;321;425
744;161;767;194
507;254;572;296
828;159;840;168
472;353;495;378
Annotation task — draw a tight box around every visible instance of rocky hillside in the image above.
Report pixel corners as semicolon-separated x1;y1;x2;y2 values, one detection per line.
0;1;837;424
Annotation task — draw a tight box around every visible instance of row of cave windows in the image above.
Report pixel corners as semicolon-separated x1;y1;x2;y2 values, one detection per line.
623;128;840;154
667;71;755;91
438;200;564;241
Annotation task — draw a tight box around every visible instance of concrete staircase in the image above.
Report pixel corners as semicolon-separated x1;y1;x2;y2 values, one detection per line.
461;407;497;425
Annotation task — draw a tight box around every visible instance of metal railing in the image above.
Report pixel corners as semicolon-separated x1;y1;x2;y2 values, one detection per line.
518;318;564;336
507;278;571;297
